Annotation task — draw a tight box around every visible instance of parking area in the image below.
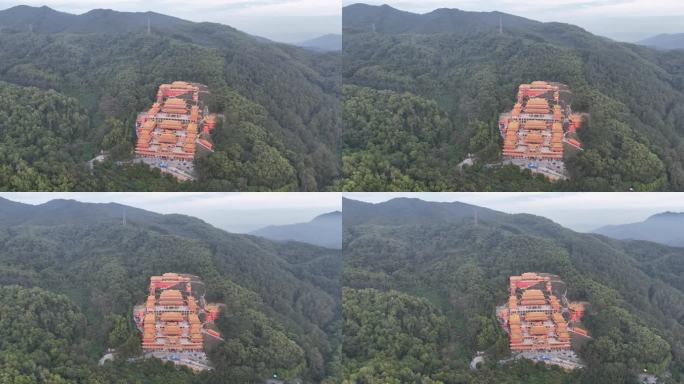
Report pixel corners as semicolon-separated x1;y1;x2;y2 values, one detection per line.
136;157;197;181
514;350;584;370
505;158;568;180
145;351;212;371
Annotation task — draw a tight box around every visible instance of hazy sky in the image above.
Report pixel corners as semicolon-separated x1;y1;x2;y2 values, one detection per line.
0;192;341;233
345;192;684;232
343;0;684;42
0;0;341;43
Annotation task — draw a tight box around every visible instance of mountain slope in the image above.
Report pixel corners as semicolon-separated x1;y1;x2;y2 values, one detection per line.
252;211;342;249
343;197;684;383
640;33;684;50
593;212;684;247
343;4;684;192
0;6;340;191
0;198;341;383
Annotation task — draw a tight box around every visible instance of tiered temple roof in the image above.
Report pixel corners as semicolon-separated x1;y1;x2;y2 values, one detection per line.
500;82;586;161
135;82;215;162
161;312;184;322
525;312;548;321
524;98;550;114
161;98;188;114
504;273;573;351
524;120;547;130
139;273;222;354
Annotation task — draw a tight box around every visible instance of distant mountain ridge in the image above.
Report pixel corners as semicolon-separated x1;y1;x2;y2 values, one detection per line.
298;34;342;52
640;33;684;50
0;5;198;35
251;211;342;249
342;197;506;227
0;196;164;227
343;3;540;35
593;211;684;247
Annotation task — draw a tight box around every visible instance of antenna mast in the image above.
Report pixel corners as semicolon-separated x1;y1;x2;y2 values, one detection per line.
147;16;151;35
499;15;503;34
123;208;127;226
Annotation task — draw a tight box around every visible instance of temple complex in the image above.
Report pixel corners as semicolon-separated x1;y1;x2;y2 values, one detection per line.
498;81;585;180
134;273;223;370
497;273;589;359
134;82;218;180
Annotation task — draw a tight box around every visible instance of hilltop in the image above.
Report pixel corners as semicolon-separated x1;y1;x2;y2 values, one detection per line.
342;197;503;226
343;3;539;35
0;5;194;34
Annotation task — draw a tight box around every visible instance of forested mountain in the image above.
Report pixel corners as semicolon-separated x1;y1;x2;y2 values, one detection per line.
0;5;193;34
342;198;501;227
0;5;340;191
342;197;684;383
593;212;684;247
251;211;342;249
0;197;341;383
298;34;342;52
343;4;539;35
342;4;684;192
641;33;684;51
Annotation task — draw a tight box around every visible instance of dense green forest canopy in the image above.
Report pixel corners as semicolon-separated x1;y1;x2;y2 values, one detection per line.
0;5;340;191
342;4;684;191
0;197;341;383
342;197;684;383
